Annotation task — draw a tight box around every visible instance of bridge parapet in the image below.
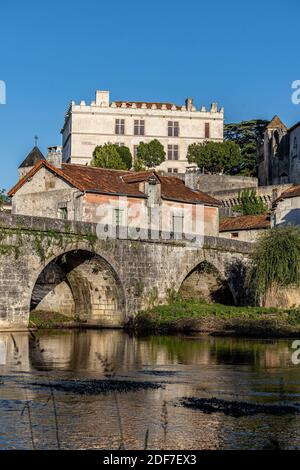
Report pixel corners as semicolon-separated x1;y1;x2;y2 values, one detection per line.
0;213;252;253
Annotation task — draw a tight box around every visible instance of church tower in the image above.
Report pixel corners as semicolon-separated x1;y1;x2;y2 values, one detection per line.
258;116;288;185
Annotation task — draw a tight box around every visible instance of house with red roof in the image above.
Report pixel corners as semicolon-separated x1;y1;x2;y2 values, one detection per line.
8;148;221;237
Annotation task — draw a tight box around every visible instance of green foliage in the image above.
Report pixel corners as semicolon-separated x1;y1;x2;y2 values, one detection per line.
246;226;300;298
187;141;241;174
234;188;268;215
136;139;166;168
224;120;268;176
91;144;128;170
133;157;146;172
29;310;78;328
114;145;132;170
0;189;6;210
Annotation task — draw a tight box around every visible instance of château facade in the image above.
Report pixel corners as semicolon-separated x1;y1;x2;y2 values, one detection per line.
61;89;224;174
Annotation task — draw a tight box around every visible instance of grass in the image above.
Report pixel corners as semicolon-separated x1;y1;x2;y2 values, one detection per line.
29;310;79;329
127;300;300;336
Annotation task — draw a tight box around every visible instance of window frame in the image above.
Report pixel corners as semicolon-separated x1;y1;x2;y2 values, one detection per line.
115;119;125;135
168;144;179;161
168;121;179;137
134;119;145;136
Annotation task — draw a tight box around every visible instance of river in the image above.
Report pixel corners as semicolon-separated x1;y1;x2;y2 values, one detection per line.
0;329;300;450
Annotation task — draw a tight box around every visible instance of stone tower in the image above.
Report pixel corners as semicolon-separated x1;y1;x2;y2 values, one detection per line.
18;146;45;179
258;116;288;186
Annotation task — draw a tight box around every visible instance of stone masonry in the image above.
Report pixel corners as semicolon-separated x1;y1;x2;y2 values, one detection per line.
0;213;251;330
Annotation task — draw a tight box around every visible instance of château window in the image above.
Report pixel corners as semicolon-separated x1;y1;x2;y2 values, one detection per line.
168;168;178;173
115;142;125;147
134;120;145;136
205;122;210;139
168;121;179;137
168;145;179;160
115;119;125;135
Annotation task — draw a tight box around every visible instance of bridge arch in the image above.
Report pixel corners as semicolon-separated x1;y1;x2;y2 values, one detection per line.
177;258;236;305
30;249;127;327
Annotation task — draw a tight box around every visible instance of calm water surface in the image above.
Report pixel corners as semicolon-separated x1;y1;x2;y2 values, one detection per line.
0;329;300;450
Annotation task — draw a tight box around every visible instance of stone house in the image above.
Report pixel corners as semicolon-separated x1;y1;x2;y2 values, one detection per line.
61;89;224;174
8;159;221;237
271;185;300;227
219;214;270;242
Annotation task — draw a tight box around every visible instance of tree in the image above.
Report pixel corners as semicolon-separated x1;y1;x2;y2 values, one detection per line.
133;157;146;172
115;145;132;170
224;120;268;176
246;226;300;303
91;144;128;170
233;189;267;215
0;189;6;211
136;139;166;168
187;141;241;174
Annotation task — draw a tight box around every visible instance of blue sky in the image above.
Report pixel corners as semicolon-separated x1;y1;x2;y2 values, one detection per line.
0;0;299;189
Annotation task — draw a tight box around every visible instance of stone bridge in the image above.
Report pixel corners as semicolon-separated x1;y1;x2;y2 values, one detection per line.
0;213;252;330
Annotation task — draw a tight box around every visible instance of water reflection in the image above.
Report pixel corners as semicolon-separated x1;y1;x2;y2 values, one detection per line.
0;330;300;449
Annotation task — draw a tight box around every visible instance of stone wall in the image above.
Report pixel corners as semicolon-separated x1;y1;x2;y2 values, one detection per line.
0;213;251;330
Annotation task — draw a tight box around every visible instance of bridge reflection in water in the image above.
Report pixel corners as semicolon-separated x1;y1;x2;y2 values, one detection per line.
0;330;299;450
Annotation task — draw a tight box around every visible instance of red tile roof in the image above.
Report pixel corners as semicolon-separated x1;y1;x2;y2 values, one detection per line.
275;185;300;201
219;214;270;232
8;161;220;206
114;101;182;111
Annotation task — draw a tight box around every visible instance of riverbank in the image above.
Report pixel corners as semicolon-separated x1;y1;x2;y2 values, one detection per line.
126;301;300;337
29;311;82;329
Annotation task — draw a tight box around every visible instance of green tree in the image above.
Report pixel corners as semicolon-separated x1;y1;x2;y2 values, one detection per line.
187;141;241;174
115;145;132;170
91;144;128;170
136;139;166;168
133;157;146;172
233;189;267;215
246;226;300;302
0;189;6;211
224;120;268;176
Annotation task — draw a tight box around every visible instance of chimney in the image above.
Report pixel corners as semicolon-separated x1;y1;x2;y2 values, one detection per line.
185;166;198;190
47;146;62;168
95;90;110;107
145;175;161;206
185;97;193;111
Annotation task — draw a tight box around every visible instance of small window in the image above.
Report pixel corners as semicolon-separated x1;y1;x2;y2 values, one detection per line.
168;144;179;160
172;215;184;234
231;232;239;238
113;208;124;226
167;168;178;173
115;142;124;147
134;120;145;136
58;207;68;220
168;121;179;137
115;119;125;135
205;122;210;139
